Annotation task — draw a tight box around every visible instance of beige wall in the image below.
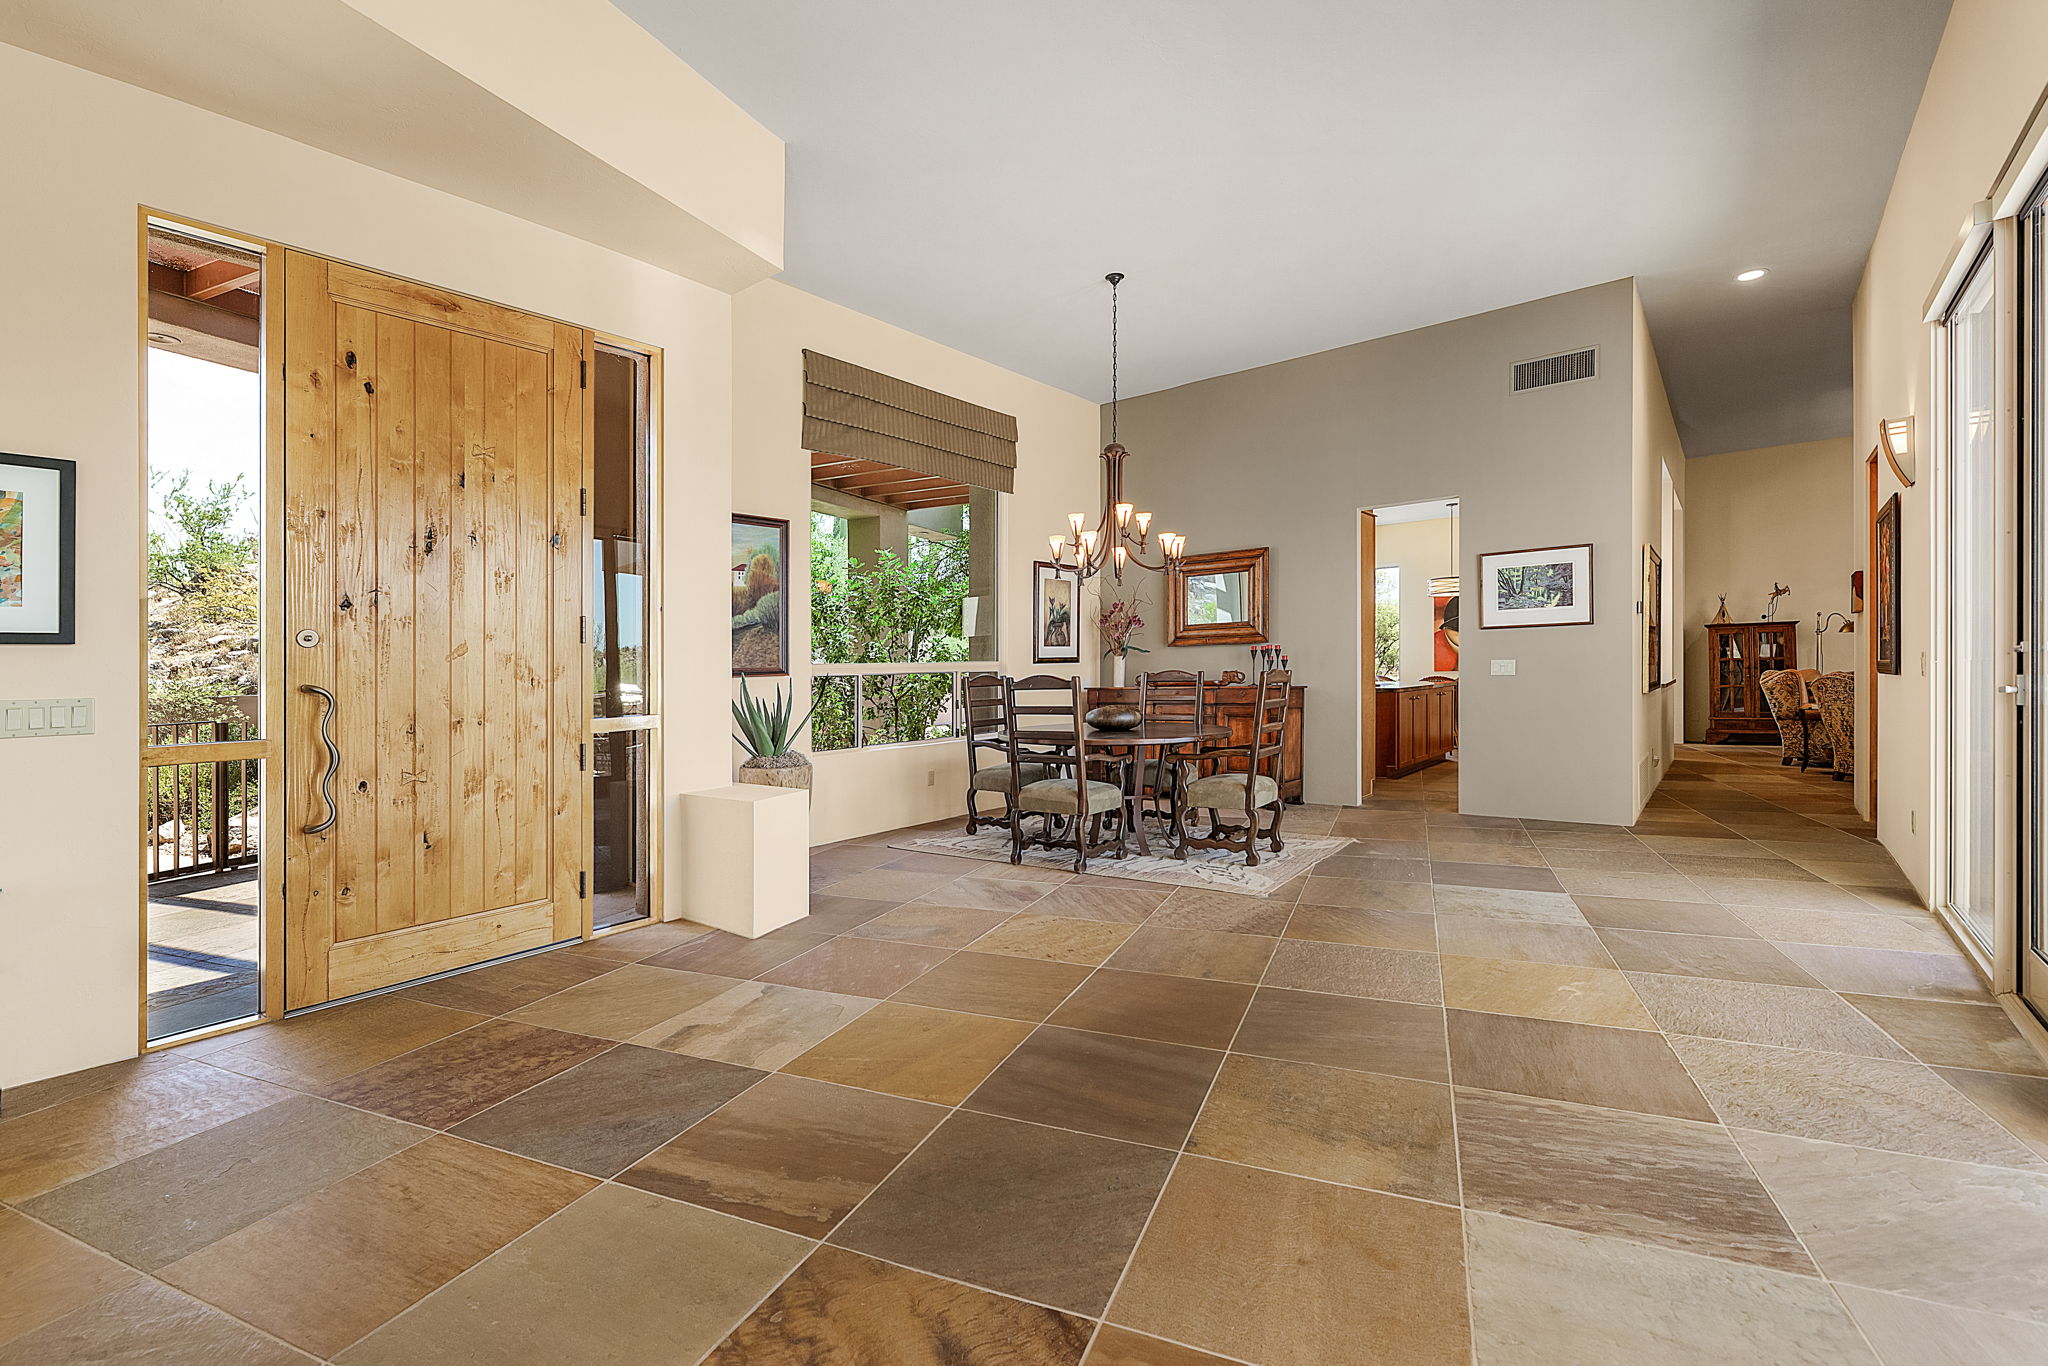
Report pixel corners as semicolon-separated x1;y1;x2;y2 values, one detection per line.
1112;279;1654;823
1851;0;2048;900
1370;517;1456;682
730;280;1100;847
1681;439;1858;742
0;41;746;1087
0;41;1095;1088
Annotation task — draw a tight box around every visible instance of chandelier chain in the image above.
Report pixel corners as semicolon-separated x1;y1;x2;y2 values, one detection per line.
1108;271;1120;444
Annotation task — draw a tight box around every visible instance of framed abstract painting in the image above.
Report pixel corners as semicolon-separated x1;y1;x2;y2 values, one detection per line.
1478;542;1593;629
0;453;76;645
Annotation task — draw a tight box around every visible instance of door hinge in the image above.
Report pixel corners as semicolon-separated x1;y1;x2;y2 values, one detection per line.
578;870;588;899
578;742;587;771
579;615;587;644
579;487;588;517
579;357;588;389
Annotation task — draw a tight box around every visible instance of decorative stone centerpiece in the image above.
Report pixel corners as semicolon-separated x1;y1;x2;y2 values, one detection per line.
1084;703;1143;732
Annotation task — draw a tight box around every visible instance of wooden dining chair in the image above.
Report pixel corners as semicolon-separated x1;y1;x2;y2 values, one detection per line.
1005;675;1130;872
962;672;1053;833
1172;669;1290;866
1135;669;1207;820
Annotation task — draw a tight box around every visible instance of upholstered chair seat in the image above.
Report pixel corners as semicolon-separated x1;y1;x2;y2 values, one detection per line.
971;762;1051;792
1016;778;1126;815
1184;772;1279;809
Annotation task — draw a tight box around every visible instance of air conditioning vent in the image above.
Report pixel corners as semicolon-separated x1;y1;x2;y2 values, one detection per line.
1512;348;1598;393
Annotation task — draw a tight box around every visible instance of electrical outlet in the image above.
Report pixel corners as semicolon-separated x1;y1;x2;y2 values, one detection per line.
926;769;936;787
1490;659;1516;676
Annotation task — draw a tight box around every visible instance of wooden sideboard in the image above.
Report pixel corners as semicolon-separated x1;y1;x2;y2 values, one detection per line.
1374;680;1456;778
1084;683;1307;802
1703;621;1799;743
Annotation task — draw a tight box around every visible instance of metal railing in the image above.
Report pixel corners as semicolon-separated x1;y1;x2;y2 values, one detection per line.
145;715;261;883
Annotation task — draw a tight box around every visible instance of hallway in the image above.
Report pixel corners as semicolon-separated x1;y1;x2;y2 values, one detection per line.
2;751;2045;1364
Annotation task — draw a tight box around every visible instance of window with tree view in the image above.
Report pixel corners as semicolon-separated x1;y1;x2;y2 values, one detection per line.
808;460;995;752
1374;567;1400;678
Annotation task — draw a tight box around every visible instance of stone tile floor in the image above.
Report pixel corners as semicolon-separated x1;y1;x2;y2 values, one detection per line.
5;746;2048;1362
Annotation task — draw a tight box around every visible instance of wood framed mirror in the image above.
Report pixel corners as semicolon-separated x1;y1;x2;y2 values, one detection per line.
1167;546;1269;645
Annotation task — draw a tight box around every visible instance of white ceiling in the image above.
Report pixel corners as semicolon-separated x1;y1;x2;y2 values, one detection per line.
618;0;1950;456
1374;499;1457;526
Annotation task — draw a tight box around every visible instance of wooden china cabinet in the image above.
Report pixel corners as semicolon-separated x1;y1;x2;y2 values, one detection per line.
1703;621;1799;743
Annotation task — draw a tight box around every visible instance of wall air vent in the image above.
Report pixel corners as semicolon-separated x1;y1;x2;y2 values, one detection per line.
1511;347;1598;393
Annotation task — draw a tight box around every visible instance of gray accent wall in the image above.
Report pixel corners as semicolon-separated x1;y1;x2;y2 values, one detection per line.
1108;279;1659;824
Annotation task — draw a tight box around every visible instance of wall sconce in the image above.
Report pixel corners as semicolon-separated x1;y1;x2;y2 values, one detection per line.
1878;416;1916;487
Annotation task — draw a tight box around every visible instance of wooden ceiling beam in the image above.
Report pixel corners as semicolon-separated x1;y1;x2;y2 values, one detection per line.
182;260;262;300
825;470;953;493
894;490;973;509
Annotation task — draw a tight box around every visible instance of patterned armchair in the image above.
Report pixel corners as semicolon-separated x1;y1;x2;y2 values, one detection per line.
1809;672;1855;782
1758;670;1828;769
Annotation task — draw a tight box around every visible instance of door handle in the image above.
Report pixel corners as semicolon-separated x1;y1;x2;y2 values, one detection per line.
300;684;339;835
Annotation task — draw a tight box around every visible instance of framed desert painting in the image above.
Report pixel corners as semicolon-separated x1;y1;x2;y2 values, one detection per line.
1478;542;1593;629
731;514;790;676
1032;560;1080;664
0;453;76;645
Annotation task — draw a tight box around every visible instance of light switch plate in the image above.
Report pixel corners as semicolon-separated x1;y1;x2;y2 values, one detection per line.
2;697;95;738
1490;660;1517;676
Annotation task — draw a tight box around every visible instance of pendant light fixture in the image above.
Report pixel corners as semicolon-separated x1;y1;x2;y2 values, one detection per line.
1046;273;1184;584
1428;500;1461;597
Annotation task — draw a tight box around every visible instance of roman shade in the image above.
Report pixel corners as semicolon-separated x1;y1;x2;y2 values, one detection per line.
802;350;1018;493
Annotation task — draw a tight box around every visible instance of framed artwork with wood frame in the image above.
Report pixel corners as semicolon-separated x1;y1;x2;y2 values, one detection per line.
1874;492;1901;674
1478;542;1594;629
0;452;76;645
731;513;791;676
1167;546;1269;645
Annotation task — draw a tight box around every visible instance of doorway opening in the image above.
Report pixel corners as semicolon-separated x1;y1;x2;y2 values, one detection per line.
142;217;272;1043
1364;498;1460;807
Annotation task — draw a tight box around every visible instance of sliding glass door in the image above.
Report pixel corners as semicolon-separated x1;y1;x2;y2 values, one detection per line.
2022;187;2048;1014
1941;251;2014;951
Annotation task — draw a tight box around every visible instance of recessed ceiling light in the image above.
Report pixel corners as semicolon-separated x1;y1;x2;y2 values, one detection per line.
1735;268;1770;283
147;331;180;344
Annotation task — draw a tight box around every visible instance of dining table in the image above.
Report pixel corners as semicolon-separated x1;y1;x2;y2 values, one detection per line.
1009;719;1231;857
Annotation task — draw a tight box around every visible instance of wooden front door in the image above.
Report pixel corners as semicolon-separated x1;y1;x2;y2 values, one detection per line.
282;253;585;1008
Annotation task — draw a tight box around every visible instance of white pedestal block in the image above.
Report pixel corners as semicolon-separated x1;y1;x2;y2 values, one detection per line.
679;784;810;938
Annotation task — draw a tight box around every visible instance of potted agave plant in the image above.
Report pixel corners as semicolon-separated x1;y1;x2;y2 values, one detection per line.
732;677;817;791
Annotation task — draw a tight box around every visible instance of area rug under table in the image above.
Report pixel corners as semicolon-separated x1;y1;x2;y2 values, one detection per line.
891;829;1351;895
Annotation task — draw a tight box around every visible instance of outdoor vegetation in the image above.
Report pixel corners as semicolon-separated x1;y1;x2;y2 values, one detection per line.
809;509;971;751
1374;567;1401;677
147;473;261;875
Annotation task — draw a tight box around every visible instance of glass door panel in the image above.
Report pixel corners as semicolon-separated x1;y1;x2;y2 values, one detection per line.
588;341;658;934
2024;190;2048;1011
1945;252;2011;951
143;219;272;1042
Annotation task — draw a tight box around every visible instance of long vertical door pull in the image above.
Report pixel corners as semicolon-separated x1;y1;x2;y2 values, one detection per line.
300;684;339;835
